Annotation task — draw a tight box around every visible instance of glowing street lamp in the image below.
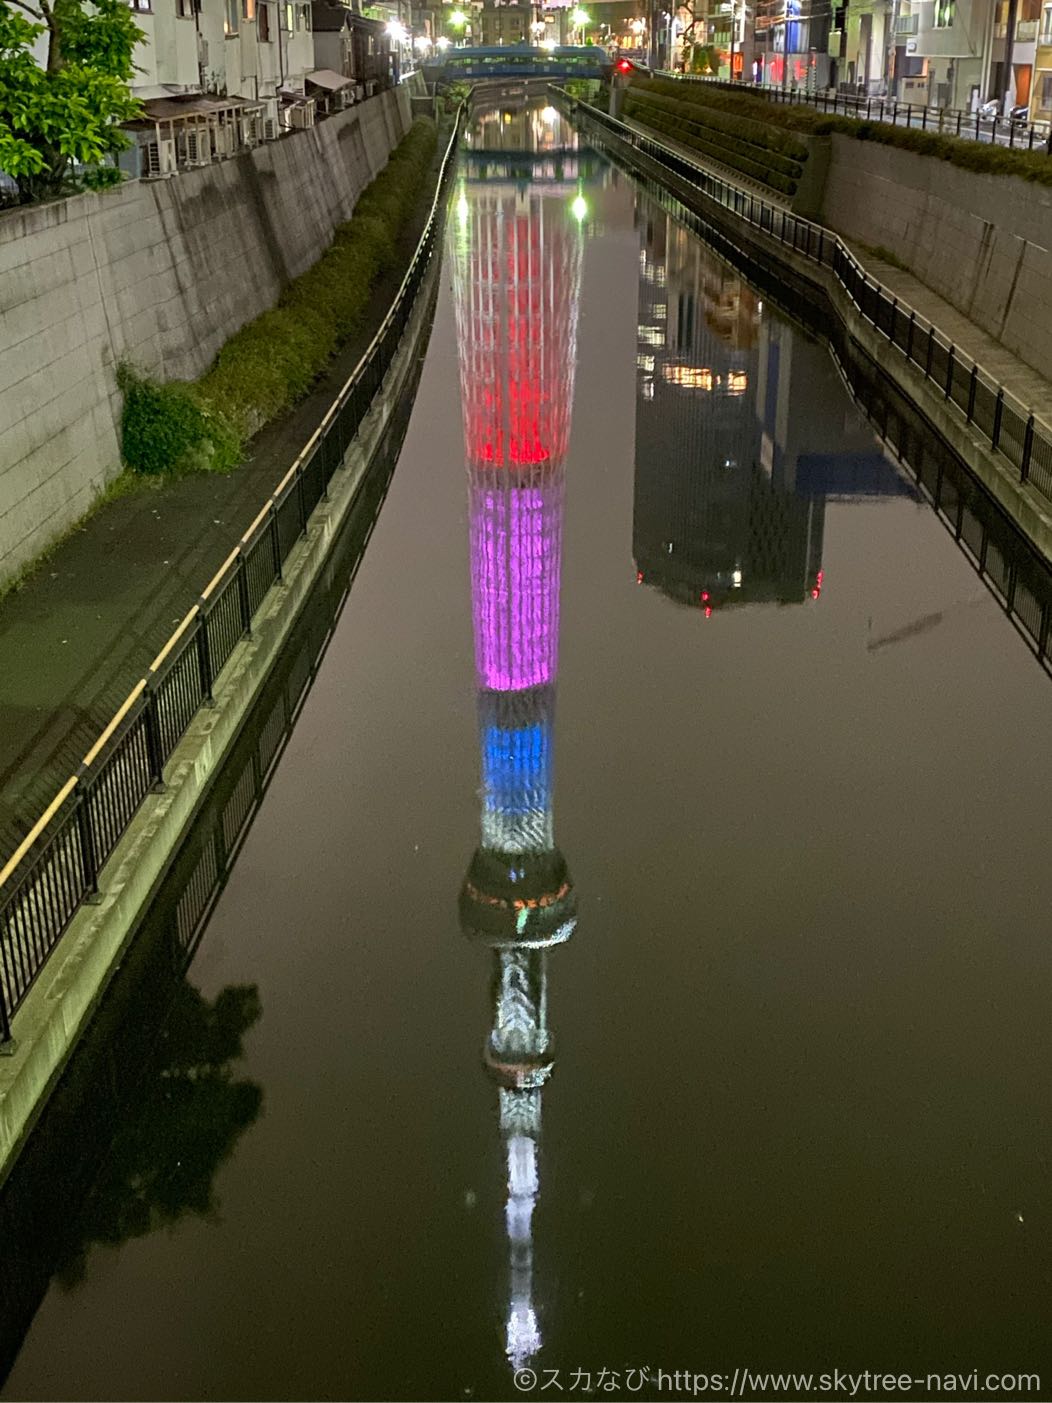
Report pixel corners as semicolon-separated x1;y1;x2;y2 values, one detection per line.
436;34;451;49
387;19;408;43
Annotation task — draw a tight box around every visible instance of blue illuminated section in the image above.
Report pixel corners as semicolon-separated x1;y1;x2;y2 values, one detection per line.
482;722;552;817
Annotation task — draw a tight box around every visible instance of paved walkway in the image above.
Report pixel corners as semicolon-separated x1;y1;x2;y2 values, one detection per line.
625;108;1052;424
0;141;446;860
842;251;1052;428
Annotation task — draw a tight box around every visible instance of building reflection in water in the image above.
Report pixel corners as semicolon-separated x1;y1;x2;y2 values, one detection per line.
452;99;587;1375
633;210;918;613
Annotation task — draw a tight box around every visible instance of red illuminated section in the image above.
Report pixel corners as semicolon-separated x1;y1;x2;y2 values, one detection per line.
455;198;580;472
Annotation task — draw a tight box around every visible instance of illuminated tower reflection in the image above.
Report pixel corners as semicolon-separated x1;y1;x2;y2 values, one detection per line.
453;99;586;1375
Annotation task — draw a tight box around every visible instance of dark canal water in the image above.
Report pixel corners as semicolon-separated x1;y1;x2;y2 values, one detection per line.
2;100;1051;1403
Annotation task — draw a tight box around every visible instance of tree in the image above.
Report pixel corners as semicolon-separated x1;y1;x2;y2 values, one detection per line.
0;0;142;205
57;983;264;1286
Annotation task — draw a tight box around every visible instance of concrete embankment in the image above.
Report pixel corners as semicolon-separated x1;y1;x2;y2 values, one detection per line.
822;136;1052;385
0;84;417;588
0;134;453;1185
575;96;1052;568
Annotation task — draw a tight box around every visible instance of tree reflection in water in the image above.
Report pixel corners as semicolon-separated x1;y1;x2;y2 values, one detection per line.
56;983;262;1287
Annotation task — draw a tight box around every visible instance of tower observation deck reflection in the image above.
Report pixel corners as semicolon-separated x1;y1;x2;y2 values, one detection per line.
453;98;586;1375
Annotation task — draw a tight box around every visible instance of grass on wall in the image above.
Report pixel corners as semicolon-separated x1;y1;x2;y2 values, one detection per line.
625;76;1052;189
120;116;438;478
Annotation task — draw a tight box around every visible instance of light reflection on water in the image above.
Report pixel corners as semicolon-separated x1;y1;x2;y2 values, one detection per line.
1;97;1051;1403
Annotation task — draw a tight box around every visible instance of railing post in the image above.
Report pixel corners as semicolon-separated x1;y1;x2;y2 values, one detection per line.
296;465;308;534
906;309;916;361
925;327;935;379
75;783;100;902
236;548;252;637
1021;414;1035;482
195;609;214;706
945;345;955;399
992;388;1004;450
966;365;978;423
0;980;12;1047
269;504;283;584
143;684;166;792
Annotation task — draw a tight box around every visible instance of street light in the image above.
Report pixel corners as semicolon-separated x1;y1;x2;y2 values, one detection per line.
570;5;590;40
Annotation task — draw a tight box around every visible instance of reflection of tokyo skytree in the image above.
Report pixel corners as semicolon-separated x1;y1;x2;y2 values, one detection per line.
452;129;584;1374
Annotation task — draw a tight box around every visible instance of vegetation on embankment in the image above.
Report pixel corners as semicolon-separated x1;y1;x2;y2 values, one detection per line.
119;116;438;477
624;76;1052;190
624;77;809;196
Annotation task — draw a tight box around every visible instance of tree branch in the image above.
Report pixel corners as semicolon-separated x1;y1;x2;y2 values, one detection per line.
4;0;46;19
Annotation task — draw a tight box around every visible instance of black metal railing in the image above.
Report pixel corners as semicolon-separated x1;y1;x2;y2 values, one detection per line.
593;127;1052;674
561;94;1052;512
0;105;465;1043
657;73;1052;154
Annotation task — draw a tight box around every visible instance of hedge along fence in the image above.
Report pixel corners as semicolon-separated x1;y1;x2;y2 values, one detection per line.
625;77;807;197
120;116;439;476
643;76;1052;189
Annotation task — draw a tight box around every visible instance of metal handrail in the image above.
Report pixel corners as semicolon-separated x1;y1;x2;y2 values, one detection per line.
562;91;1052;505
656;72;1052;153
0;104;467;1041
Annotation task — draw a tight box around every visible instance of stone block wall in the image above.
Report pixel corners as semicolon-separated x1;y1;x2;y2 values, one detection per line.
0;85;412;587
822;135;1052;380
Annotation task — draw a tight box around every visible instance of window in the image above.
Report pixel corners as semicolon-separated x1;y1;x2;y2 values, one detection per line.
1041;71;1052;107
243;0;255;19
175;0;193;16
258;1;271;39
225;0;239;31
127;0;151;12
1042;3;1052;39
302;3;311;28
933;0;955;26
284;1;293;29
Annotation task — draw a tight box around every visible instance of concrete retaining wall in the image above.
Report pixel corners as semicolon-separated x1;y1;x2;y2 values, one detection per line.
0;85;413;588
822;134;1052;381
0;233;441;1183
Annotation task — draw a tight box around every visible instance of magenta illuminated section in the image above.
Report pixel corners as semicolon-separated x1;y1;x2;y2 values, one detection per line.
471;478;564;692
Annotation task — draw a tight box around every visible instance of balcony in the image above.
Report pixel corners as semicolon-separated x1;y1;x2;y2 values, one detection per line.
895;13;919;34
1016;18;1039;39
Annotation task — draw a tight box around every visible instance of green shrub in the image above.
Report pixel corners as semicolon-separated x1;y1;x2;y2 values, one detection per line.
119;116;438;476
625;88;800;195
117;364;241;476
626;76;1052;188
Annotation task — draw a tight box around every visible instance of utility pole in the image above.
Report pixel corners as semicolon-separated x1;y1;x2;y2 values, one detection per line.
999;0;1020;109
884;0;901;96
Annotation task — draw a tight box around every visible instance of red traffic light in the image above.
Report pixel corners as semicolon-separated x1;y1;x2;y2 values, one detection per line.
617;58;633;72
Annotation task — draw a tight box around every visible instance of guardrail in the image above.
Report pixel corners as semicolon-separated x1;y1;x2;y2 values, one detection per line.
562;93;1052;513
0;105;466;1044
657;72;1052;153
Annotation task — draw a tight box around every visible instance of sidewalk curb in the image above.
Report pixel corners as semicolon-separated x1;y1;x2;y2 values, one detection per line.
0;250;443;1187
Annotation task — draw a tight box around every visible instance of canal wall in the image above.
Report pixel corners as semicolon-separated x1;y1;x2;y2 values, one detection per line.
821;136;1052;383
570;100;1052;568
0;211;445;1185
0;85;414;590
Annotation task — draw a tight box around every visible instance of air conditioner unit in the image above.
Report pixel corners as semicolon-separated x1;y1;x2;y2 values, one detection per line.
264;117;278;140
142;138;177;177
183;129;205;164
288;101;315;129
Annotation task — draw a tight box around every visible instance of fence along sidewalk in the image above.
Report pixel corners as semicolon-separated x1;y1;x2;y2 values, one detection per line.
560;91;1052;661
0;107;466;1045
565;95;1052;511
